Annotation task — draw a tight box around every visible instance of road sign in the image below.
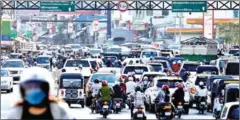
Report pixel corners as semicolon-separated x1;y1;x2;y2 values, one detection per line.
1;21;11;35
172;1;207;12
117;1;129;12
93;19;99;32
40;2;75;12
2;35;11;40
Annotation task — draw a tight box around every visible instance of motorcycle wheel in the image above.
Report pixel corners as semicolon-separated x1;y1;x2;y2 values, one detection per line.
103;114;107;118
202;109;204;114
178;113;181;118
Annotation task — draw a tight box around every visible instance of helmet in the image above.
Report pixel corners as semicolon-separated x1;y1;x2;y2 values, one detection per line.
143;76;148;81
102;80;108;86
94;79;100;84
199;81;204;86
162;85;169;91
127;72;132;76
128;77;133;81
135;86;142;92
177;83;183;89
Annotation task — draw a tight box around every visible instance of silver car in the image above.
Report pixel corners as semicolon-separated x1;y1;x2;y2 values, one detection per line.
1;69;13;93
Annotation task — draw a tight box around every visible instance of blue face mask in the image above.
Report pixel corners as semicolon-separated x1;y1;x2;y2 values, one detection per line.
25;89;46;105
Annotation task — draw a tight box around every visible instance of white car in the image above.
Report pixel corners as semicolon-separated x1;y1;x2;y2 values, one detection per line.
63;59;93;79
140;72;167;81
1;69;13;93
97;67;121;79
2;59;25;81
220;102;239;119
122;58;142;65
140;49;161;62
36;55;51;70
89;48;103;57
121;64;154;81
144;76;190;114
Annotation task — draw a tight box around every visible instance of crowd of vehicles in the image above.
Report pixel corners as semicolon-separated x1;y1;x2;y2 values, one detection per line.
1;40;239;120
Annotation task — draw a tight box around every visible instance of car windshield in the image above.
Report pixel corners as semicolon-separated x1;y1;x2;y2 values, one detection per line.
91;74;117;83
2;61;24;68
62;78;83;88
159;62;168;69
1;70;8;77
157;80;182;88
37;57;50;64
71;45;81;49
65;60;90;67
229;49;239;55
161;53;170;57
226;63;239;75
226;88;239;103
142;51;157;58
228;105;239;119
150;65;164;72
89;49;101;54
108;48;121;53
183;64;199;72
123;66;148;74
9;54;20;59
195;77;208;85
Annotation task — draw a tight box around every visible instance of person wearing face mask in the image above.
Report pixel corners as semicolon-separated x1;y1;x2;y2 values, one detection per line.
142;76;149;92
7;67;74;119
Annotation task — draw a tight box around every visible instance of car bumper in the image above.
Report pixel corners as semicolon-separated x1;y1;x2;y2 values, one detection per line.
63;98;85;104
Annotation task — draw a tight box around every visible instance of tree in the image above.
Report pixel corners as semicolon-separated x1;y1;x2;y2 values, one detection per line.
217;22;240;44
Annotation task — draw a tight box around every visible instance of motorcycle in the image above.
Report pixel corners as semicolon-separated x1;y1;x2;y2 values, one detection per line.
113;98;123;113
132;106;146;120
155;102;173;120
196;96;207;114
101;101;111;118
175;102;184;118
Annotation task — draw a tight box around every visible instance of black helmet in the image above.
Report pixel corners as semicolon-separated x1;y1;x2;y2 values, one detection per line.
135;86;142;92
94;79;99;83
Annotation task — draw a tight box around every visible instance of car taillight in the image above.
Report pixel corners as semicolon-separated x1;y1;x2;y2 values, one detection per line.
138;108;143;113
116;100;120;103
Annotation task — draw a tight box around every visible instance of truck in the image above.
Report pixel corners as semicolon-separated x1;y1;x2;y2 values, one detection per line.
180;37;218;62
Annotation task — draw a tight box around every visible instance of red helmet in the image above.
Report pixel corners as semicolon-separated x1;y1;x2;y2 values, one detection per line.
177;83;183;89
102;80;108;86
162;85;169;90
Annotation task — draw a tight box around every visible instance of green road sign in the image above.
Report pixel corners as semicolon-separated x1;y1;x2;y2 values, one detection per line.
1;21;11;35
172;1;207;12
40;2;75;12
10;30;17;39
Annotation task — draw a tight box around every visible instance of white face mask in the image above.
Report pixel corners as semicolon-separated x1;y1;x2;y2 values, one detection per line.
143;80;148;84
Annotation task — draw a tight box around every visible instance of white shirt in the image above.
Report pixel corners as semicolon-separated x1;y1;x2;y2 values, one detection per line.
130;91;145;107
196;86;208;97
126;81;137;94
91;83;101;97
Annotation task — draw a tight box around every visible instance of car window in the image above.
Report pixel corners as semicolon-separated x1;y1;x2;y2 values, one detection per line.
62;79;83;88
123;66;148;74
37;57;50;64
1;70;8;77
226;88;239;103
142;51;158;58
226;63;239;75
65;60;90;67
228;105;239;119
108;48;121;53
159;61;167;69
2;61;24;68
91;74;117;83
195;77;207;85
89;50;101;54
157;80;182;88
183;64;199;72
90;61;97;68
150;64;164;72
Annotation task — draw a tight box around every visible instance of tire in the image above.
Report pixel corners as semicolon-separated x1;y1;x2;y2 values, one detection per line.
91;108;94;113
184;107;189;114
202;109;204;114
178;113;181;118
10;88;13;92
6;90;10;93
81;103;85;108
68;103;71;107
103;114;107;118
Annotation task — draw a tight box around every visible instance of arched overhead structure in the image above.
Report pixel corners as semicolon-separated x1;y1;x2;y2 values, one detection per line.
1;1;239;10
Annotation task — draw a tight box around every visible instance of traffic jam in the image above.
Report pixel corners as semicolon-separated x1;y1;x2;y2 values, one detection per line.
1;39;239;120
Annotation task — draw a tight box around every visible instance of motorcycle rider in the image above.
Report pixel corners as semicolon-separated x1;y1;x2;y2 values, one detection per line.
142;76;150;91
106;58;113;67
129;86;145;119
162;85;170;102
154;83;166;117
97;80;114;113
90;79;101;107
7;67;73;119
112;83;124;108
195;81;207;109
126;77;137;95
172;83;185;108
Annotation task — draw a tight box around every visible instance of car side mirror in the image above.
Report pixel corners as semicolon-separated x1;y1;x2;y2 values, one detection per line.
62;69;66;73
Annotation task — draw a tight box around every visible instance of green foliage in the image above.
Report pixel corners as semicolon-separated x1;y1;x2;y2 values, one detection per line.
217;22;240;44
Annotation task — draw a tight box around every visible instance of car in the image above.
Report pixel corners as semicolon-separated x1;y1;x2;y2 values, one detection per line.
122;58;142;65
160;49;174;58
220;102;239;120
144;76;190;114
1;69;13;93
2;59;25;81
97;67;121;79
89;48;103;57
224;60;239;77
63;59;93;79
140;49;161;61
9;53;21;59
147;62;164;72
148;60;173;75
140;72;167;82
67;44;82;53
121;64;154;81
86;72;118;96
36;55;51;70
177;61;201;82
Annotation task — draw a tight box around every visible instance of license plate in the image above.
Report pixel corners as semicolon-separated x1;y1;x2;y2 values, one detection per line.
201;102;205;105
193;104;196;107
116;103;120;106
165;112;171;116
178;106;183;109
103;105;108;109
137;114;143;118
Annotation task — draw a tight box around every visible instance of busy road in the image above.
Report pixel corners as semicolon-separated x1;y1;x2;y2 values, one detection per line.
1;84;215;119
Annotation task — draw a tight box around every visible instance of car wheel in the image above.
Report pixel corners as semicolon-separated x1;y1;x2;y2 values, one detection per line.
10;88;13;92
6;89;11;93
184;107;189;114
81;103;85;108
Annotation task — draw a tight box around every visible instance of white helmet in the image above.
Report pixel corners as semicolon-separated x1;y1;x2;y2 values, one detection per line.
128;77;133;81
19;67;54;96
199;81;204;86
143;76;148;81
